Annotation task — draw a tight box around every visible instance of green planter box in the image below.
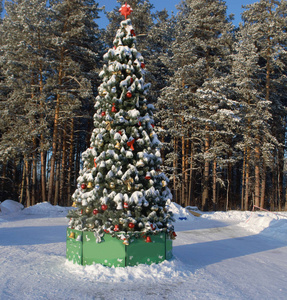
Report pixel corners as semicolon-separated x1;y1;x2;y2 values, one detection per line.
66;228;173;267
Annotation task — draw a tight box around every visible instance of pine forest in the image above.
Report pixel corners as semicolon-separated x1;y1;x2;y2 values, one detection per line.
1;0;287;212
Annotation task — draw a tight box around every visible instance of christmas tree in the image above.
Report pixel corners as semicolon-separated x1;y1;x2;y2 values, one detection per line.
67;3;175;246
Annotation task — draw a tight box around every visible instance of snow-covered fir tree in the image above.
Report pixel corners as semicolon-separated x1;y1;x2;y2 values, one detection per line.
0;0;103;206
234;0;287;210
67;4;175;244
0;0;52;172
47;0;102;205
158;0;235;210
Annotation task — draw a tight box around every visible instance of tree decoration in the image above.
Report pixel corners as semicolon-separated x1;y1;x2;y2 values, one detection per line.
101;204;108;211
86;207;92;214
128;222;135;229
109;182;116;189
67;4;174;253
145;172;151;180
115;141;121;150
123;239;129;246
119;2;133;19
146;236;152;243
127;138;135;150
87;182;93;189
69;232;75;239
130;29;136;36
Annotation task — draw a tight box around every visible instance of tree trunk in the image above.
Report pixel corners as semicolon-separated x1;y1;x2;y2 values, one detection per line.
31;138;37;206
47;44;65;204
67;119;75;206
188;140;194;206
182;133;188;207
59;122;67;205
19;162;26;205
173;137;178;203
54;157;61;206
260;159;266;209
47;93;60;204
212;158;217;211
202;131;209;211
241;151;246;211
25;157;31;207
41;148;47;203
244;146;250;210
254;142;260;207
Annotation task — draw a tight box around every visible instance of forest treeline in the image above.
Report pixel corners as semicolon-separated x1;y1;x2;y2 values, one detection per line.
1;0;287;211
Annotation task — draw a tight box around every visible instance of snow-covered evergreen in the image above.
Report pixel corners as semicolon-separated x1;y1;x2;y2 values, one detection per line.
67;15;174;243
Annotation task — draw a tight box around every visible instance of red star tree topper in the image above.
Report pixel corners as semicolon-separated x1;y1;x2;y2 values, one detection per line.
119;2;133;19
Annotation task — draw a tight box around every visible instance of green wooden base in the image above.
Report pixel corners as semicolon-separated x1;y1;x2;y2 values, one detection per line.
66;228;173;267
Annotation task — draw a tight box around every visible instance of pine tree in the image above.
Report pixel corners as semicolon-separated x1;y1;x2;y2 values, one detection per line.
159;0;234;210
47;0;102;205
0;0;52;205
237;0;287;210
67;4;174;243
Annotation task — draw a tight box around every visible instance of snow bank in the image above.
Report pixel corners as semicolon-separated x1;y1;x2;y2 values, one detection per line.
169;202;195;222
241;211;287;242
23;202;70;217
0;200;24;215
201;210;250;223
65;258;192;283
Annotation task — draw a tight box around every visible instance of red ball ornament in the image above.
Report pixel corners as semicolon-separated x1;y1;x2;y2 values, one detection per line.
124;202;129;209
130;29;136;36
81;183;87;189
145;174;151;180
151;224;156;230
101;204;108;211
172;231;177;238
112;104;117;113
130;77;134;84
101;111;106;117
114;224;120;232
151;124;155;128
80;209;83;215
94;158;97;168
138;121;142;126
141;63;145;69
118;130;122;135
128;222;135;229
146;236;152;243
93;209;99;215
126;91;132;98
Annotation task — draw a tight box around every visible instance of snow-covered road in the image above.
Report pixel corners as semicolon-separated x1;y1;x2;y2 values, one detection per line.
1;201;287;300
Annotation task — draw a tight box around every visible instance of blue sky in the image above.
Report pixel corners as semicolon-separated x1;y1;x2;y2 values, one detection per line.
0;1;258;27
97;0;258;28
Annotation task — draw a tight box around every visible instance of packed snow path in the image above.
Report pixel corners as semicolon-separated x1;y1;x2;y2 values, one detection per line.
0;201;287;299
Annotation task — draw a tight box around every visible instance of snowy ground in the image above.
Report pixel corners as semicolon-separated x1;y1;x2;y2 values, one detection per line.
1;200;287;300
